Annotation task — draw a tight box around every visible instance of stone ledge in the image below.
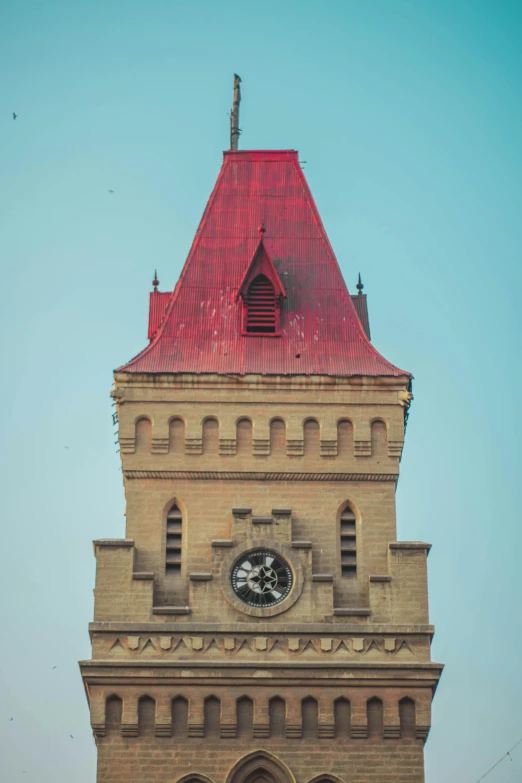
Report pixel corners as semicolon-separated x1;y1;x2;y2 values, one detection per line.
152;606;191;616
389;541;432;553
89;621;435;635
272;508;292;516
334;608;371;617
93;538;134;549
369;574;392;582
292;540;312;549
252;516;273;525
132;571;154;580
232;507;252;515
312;574;334;582
189;573;213;582
211;539;234;548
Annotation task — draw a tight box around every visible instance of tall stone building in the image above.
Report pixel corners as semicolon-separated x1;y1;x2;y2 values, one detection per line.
80;147;442;783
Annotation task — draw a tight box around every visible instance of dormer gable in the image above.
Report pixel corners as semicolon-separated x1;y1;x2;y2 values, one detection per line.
236;234;286;336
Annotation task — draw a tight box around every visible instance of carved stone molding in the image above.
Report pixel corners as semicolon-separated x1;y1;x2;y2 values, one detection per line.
123;470;399;483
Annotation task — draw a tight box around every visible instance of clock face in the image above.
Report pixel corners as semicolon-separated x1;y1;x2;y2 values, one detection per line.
231;550;293;607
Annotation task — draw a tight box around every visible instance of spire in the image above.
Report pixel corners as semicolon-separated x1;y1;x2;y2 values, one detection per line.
356;273;364;296
152;270;159;292
230;74;242;150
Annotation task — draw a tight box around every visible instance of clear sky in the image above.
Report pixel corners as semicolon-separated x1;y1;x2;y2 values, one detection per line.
1;1;521;781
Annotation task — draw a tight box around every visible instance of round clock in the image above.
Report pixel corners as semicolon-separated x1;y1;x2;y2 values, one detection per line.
231;550;293;607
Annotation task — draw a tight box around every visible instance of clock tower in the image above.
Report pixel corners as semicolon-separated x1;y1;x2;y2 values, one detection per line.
81;146;442;783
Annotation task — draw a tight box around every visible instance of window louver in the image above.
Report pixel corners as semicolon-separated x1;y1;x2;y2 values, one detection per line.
246;274;277;333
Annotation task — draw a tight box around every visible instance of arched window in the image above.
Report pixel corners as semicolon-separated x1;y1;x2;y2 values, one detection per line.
367;697;384;739
399;697;416;739
371;420;387;458
169;418;185;454
337;419;353;457
303;419;320;456
135;417;152;453
245;274;279;334
340;505;357;578
334;697;351;738
302;697;318;738
204;696;221;738
138;695;156;737
166;502;182;575
202;418;219;454
105;695;122;734
270;418;286;456
237;696;254;739
269;697;286;738
236;418;253;456
172;696;188;738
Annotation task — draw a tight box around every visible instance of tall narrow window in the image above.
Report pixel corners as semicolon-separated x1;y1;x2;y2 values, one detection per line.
245;274;278;334
340;505;357;577
166;502;182;574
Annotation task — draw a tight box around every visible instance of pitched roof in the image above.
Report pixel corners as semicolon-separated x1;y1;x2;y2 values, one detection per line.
118;150;409;378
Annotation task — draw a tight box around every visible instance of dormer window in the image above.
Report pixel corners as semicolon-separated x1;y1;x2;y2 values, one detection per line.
237;232;286;337
245;274;278;334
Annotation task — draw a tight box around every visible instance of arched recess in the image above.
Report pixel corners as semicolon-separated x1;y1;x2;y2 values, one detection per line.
339;502;357;579
303;419;320;456
237;696;254;739
270;418;286;456
236;418;253;456
337;419;353;457
135;417;152;453
269;697;286;738
169;417;185;454
302;697;318;739
307;776;346;783
138;695;156;736
370;419;388;458
367;697;384;739
172;695;188;737
204;696;221;738
105;694;122;733
176;775;217;783
334;697;351;737
399;697;416;739
202;418;219;454
226;751;296;783
165;500;183;575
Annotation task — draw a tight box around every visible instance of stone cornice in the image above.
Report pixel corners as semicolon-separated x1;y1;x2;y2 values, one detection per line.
89;623;435;635
123;470;399;483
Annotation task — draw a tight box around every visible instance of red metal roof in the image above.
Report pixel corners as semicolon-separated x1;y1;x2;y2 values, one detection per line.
118;150;409;377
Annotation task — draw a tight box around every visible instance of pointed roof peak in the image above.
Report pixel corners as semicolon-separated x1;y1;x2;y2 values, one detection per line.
118;151;409;378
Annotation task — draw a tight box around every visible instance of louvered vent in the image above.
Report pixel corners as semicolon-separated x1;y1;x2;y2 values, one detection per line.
340;507;357;577
246;274;277;333
166;503;182;574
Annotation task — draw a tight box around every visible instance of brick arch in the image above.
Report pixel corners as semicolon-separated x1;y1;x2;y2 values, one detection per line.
307;776;346;783
226;751;296;783
336;418;353;457
105;694;122;732
176;775;218;783
399;696;416;739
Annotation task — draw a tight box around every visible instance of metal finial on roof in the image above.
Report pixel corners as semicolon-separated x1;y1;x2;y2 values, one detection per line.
230;74;242;150
152;270;159;291
258;223;266;235
356;273;364;296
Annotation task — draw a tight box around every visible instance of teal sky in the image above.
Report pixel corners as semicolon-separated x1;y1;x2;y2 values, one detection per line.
1;1;521;781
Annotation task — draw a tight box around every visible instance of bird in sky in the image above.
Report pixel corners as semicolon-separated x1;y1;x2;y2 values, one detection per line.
52;665;57;669
70;734;74;739
108;189;115;194
12;112;18;120
9;717;13;721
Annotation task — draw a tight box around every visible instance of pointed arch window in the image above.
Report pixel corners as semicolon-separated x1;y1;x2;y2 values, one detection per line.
237;237;286;337
245;274;279;334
